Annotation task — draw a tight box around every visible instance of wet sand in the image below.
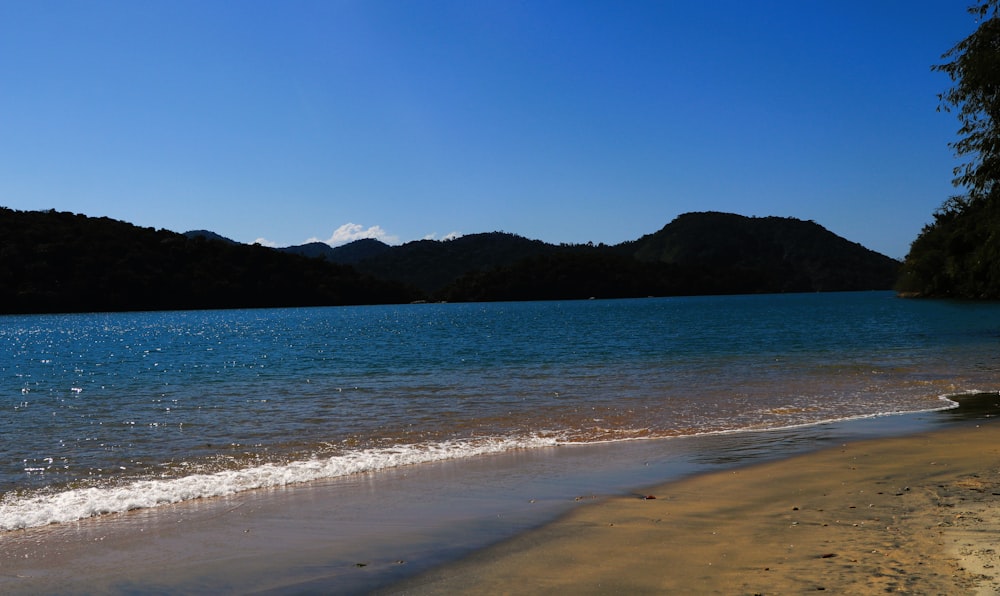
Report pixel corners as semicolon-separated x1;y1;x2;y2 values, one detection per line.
393;421;1000;595
1;407;997;594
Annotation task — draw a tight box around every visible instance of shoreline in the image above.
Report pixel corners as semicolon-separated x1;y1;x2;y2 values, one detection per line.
390;417;1000;595
1;398;997;594
0;396;964;534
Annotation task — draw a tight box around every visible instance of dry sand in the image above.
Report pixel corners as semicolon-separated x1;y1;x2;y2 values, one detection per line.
393;421;1000;595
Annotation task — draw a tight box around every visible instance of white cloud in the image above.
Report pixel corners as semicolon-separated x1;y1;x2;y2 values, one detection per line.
252;237;279;247
309;223;400;247
422;231;463;241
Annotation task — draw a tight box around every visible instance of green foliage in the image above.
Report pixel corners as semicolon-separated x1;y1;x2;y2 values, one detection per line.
898;2;1000;298
934;1;1000;200
896;198;1000;297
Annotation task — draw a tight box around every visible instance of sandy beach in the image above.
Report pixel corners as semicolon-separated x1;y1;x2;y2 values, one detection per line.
393;420;1000;595
2;411;998;595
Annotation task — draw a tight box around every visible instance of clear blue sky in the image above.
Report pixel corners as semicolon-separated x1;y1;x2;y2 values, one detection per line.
0;1;981;259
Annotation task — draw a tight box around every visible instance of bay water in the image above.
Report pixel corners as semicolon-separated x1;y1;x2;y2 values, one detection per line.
2;291;999;532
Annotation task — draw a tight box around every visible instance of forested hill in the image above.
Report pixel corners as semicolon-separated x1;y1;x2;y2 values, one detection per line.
435;213;899;301
0;208;899;314
338;233;560;293
269;212;900;299
0;208;418;314
627;212;901;294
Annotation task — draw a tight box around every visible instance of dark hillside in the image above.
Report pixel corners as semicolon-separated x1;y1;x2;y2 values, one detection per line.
434;213;899;302
279;241;338;260
0;208;417;314
628;212;900;293
0;208;901;313
438;251;679;302
189;213;898;299
183;230;238;244
328;238;393;264
281;238;392;264
353;232;559;294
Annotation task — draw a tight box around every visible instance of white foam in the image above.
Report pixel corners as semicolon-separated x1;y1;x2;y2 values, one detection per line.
0;392;983;533
0;435;561;532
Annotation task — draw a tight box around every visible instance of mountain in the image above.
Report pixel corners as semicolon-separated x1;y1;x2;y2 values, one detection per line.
0;208;418;314
183;230;238;244
281;238;391;264
0;208;901;314
437;251;675;302
626;212;901;294
351;232;559;294
261;214;900;299
279;241;338;260
435;214;900;302
282;233;561;293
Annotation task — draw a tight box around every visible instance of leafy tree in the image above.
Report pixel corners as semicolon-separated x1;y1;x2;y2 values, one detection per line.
934;1;1000;201
897;1;1000;297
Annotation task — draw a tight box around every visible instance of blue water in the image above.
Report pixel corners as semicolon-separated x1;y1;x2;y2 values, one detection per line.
2;291;1000;530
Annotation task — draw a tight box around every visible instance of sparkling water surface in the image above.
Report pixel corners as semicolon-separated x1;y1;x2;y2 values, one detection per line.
2;291;1000;529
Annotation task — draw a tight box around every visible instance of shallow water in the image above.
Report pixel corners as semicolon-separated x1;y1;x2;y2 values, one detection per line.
3;291;1000;530
2;396;997;596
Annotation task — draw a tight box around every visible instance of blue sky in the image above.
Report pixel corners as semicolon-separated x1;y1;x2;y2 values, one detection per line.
0;1;981;259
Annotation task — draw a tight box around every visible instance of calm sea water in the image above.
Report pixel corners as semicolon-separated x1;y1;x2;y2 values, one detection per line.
2;291;999;531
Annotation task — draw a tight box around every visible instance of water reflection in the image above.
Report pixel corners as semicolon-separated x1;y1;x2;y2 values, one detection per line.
687;428;847;466
683;394;1000;468
936;392;1000;422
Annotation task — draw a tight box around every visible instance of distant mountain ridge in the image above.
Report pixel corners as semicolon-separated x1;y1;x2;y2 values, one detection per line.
281;211;899;298
183;230;238;244
0;208;416;314
0;207;900;314
626;212;900;293
278;237;390;264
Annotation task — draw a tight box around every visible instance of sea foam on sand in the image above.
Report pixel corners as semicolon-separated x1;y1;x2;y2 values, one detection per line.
0;435;560;531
